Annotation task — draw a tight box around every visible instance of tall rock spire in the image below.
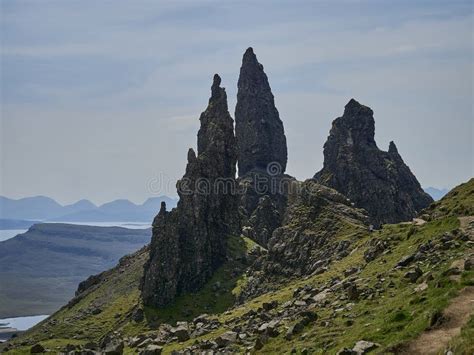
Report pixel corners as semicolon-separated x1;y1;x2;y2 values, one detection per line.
235;47;287;176
141;74;238;307
314;98;433;227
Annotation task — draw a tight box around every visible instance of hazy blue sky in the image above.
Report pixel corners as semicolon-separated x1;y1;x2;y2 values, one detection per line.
1;0;472;205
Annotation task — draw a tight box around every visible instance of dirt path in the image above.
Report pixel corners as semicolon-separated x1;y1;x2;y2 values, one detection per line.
401;286;474;354
400;217;474;354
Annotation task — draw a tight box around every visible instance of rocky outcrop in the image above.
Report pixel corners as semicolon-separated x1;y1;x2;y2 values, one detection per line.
237;171;294;248
314;99;433;227
263;180;368;277
235;47;287;176
141;74;239;307
238;180;368;300
243;195;282;247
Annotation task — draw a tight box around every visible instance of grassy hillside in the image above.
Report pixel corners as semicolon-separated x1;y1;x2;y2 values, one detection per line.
2;179;473;354
422;178;474;219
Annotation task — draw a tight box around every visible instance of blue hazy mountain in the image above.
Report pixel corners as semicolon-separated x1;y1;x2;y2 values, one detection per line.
0;196;65;220
0;196;178;223
424;187;449;201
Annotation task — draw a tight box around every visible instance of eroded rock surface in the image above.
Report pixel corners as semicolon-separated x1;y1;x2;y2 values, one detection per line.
314;99;433;226
235;47;287;176
141;74;239;307
238;180;368;300
235;48;291;248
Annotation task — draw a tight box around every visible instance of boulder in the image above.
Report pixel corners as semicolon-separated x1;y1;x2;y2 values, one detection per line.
129;335;148;348
170;325;190;342
132;308;144;322
215;331;238;347
352;340;379;354
313;289;331;303
364;241;388;263
262;300;278;311
464;256;474;271
83;342;98;350
30;344;45;354
414;282;428;293
103;339;124;355
397;255;415;267
404;267;423;283
346;283;359;301
193;314;210;324
284;321;305;340
62;344;77;352
139;345;163;355
254;336;265;350
258;320;280;337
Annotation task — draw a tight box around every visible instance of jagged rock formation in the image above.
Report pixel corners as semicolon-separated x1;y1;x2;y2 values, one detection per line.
242;195;282;247
314;99;433;227
235;47;287;176
265;181;368;276
141;74;239;307
239;180;368;300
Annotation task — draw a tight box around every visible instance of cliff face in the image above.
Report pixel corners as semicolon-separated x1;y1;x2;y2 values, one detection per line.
141;75;239;307
314;99;433;226
235;47;287;176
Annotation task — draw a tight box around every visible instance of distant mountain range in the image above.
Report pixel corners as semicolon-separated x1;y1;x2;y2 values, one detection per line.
424;187;449;201
0;189;446;224
0;195;178;223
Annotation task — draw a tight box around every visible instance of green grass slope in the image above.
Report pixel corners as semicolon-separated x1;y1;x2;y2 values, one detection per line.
422;178;474;219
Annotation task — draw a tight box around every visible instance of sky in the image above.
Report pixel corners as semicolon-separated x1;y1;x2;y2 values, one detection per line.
1;0;473;205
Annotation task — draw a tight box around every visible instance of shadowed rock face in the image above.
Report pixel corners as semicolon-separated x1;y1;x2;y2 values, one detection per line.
234;48;290;248
235;47;287;176
314;99;433;227
141;75;239;307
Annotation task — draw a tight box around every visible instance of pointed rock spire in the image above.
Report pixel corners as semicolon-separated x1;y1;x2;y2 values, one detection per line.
142;75;238;307
314;99;433;226
235;47;287;176
159;201;166;214
333;98;377;148
388;141;399;155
